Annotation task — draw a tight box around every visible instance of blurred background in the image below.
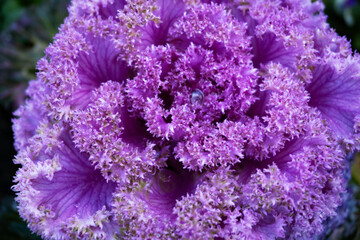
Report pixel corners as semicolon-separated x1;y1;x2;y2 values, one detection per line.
0;0;359;239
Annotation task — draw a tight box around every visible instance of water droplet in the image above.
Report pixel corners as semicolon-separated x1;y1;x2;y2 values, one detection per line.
329;39;340;53
191;89;204;105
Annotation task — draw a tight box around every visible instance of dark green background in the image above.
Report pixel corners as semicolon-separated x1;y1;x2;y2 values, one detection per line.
0;0;359;239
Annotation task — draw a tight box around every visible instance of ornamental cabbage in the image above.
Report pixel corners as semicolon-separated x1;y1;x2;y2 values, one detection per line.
12;0;360;239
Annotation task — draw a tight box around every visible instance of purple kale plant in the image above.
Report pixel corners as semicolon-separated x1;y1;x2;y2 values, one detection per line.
12;0;360;239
